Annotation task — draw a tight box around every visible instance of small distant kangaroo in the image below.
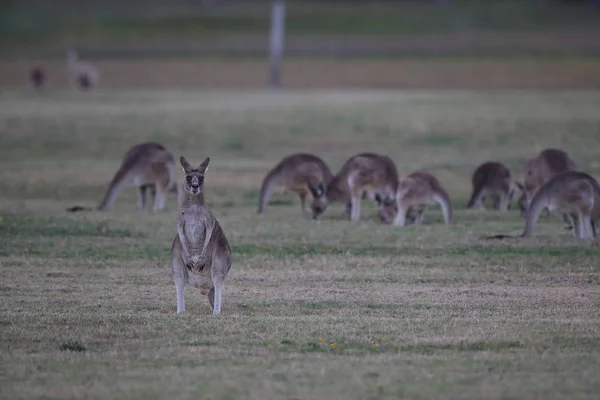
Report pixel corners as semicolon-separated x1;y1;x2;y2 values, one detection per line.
518;148;578;214
67;48;99;90
170;156;232;315
466;161;519;212
522;171;600;239
258;153;333;215
29;67;46;91
377;171;453;226
97;142;179;212
311;153;399;221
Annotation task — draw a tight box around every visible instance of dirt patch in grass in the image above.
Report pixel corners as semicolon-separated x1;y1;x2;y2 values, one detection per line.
2;57;600;90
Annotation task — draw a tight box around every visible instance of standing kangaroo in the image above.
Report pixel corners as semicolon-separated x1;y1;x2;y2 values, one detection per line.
258;153;333;215
97;142;179;212
170;156;232;315
311;153;399;222
467;162;519;212
377;171;453;226
522;171;600;239
66;48;99;90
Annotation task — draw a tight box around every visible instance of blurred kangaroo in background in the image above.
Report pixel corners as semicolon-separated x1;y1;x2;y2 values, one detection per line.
311;153;399;221
258;153;333;215
170;156;232;315
467;161;519;212
521;171;600;239
378;171;453;226
29;67;46;91
518;148;578;214
97;142;179;212
67;48;99;90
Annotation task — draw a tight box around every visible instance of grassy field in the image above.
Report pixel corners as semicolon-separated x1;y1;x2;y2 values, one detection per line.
1;90;600;399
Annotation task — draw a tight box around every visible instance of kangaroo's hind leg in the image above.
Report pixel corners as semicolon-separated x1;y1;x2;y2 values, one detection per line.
208;287;215;310
152;180;168;213
413;205;426;225
171;254;187;314
137;185;151;211
298;191;307;213
210;252;231;316
349;195;361;222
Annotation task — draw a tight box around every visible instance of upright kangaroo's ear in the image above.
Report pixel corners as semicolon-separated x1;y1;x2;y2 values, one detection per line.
180;156;193;174
198;157;211;173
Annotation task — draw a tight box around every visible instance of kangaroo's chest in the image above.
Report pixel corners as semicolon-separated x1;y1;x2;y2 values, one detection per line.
185;222;207;249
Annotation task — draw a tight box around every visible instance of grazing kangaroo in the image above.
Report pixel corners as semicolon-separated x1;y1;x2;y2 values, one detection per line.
522;171;600;239
66;48;99;90
258;153;333;215
311;153;399;221
97;142;179;212
29;67;46;91
170;156;232;315
519;148;578;213
378;171;453;226
467;162;519;212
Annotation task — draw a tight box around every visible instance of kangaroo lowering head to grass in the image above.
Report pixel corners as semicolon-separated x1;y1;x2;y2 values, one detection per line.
311;153;399;222
378;171;453;226
170;156;232;315
258;153;333;215
522;171;600;239
519;148;578;214
467;162;519;212
97;142;179;212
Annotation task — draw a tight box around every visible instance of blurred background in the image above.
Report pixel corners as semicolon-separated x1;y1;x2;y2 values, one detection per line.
2;0;600;90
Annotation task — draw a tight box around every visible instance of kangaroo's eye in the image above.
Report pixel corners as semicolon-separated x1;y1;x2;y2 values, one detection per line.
186;176;192;182
198;176;204;183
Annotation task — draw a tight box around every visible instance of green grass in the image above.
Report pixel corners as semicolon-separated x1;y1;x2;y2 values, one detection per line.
1;90;600;399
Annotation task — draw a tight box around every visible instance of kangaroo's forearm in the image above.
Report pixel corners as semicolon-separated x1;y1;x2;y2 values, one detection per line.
177;223;190;256
200;220;214;257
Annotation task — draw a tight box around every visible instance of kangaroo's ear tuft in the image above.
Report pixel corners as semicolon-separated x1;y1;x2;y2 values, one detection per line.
198;157;210;173
180;156;192;173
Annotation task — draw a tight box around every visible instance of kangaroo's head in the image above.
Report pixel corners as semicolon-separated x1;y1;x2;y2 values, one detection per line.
375;193;397;225
180;156;210;196
309;182;328;219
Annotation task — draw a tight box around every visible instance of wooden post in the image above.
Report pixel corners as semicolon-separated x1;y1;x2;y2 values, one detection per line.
268;1;286;89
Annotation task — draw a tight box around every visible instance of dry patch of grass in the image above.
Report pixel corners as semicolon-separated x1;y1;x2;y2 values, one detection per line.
2;57;600;90
1;90;600;399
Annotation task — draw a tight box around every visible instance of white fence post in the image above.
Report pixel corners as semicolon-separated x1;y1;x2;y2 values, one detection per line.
268;1;286;89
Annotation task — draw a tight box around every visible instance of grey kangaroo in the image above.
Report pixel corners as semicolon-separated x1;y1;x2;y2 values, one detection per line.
170;156;232;315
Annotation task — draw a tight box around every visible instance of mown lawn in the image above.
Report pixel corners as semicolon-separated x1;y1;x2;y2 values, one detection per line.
1;90;599;399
